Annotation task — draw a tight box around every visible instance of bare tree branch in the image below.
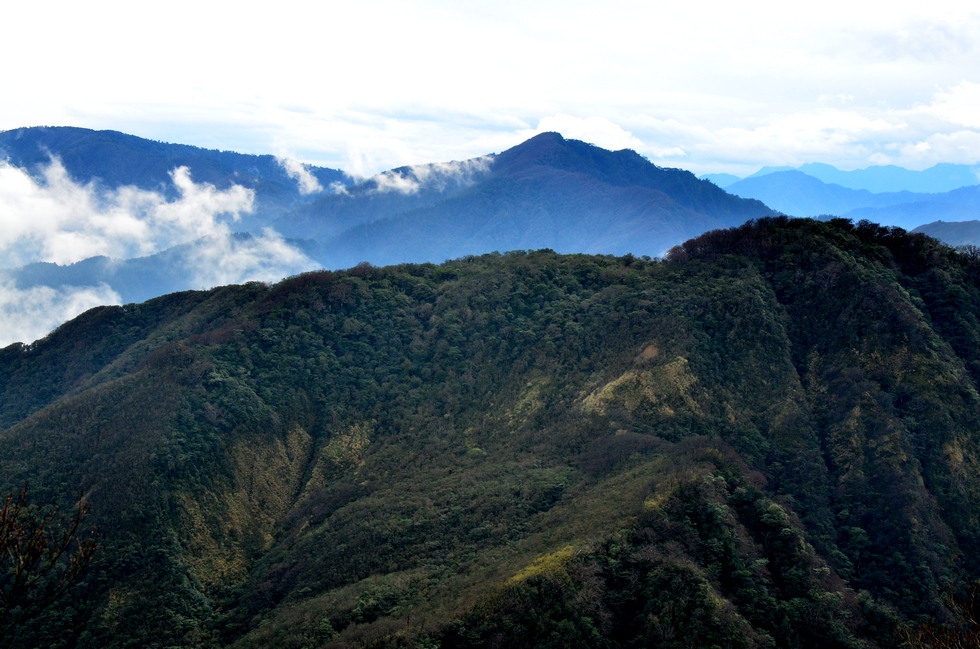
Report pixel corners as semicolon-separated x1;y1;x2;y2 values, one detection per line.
0;483;99;639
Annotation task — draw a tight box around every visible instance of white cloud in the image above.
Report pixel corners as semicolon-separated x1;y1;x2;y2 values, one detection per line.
0;159;254;267
2;2;979;178
327;181;349;196
188;229;317;289
0;280;120;347
367;156;493;195
926;81;980;129
370;169;425;195
526;114;646;152
0;159;318;343
276;156;323;195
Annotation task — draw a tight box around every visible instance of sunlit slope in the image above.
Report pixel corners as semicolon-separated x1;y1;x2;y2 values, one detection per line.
2;218;980;648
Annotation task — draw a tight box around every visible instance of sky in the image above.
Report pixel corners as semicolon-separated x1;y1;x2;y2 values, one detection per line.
2;0;979;177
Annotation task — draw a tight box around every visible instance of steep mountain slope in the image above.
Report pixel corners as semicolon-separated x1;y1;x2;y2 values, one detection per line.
315;163;723;268
278;133;775;265
0;126;347;231
2;218;980;648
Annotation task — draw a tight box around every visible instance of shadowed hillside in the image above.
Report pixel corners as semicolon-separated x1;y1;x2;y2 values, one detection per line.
2;218;980;647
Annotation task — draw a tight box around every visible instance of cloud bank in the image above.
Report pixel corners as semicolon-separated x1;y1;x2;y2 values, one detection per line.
3;2;979;177
0;159;318;345
188;229;315;289
0;159;254;267
0;281;121;348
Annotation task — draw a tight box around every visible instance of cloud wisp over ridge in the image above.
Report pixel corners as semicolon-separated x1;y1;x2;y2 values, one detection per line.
0;281;121;348
277;156;324;195
0;159;254;266
368;156;494;195
0;158;318;345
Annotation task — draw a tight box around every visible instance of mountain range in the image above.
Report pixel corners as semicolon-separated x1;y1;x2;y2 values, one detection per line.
5;126;980;348
701;164;980;234
723;171;980;228
0;126;349;232
704;161;980;194
279;132;773;269
1;127;773;322
2;218;980;648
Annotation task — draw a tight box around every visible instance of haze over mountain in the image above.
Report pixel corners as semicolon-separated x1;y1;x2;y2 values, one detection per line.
913;220;980;247
0;126;349;231
276;132;774;269
0;128;773;345
723;171;980;230
706;162;980;194
3;218;980;648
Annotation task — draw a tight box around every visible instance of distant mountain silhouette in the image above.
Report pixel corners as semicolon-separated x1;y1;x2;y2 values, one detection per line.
700;172;741;188
727;170;980;229
708;161;979;196
0;126;348;230
1;130;775;308
798;162;979;193
726;171;925;218
278;132;775;267
844;185;980;229
913;219;980;247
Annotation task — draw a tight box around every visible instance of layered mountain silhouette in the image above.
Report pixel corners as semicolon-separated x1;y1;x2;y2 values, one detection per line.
0;126;349;231
277;132;775;268
795;161;979;193
708;161;980;193
726;170;980;228
2;128;775;314
913;219;980;247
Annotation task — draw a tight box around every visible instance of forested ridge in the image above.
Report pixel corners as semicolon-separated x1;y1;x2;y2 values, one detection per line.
2;217;980;648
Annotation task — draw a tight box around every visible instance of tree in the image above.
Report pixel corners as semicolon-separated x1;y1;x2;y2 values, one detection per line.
0;484;98;638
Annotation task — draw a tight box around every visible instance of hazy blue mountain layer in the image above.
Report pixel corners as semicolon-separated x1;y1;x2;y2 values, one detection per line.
281;133;775;268
3;131;775;311
844;185;980;229
730;161;979;194
700;172;741;188
727;171;980;228
726;171;922;218
798;161;979;193
0;126;349;231
913;219;980;247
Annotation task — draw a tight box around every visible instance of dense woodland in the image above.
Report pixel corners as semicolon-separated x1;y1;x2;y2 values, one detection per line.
1;217;980;647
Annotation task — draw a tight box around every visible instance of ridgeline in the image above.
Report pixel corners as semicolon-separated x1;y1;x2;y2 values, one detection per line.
2;217;980;648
